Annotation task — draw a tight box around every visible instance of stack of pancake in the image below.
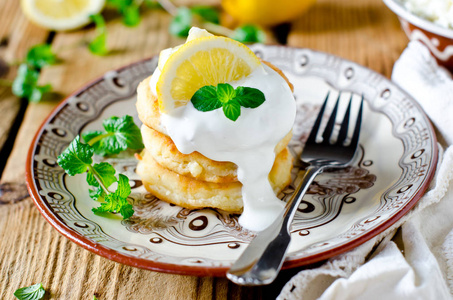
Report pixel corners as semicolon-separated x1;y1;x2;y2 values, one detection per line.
135;61;294;214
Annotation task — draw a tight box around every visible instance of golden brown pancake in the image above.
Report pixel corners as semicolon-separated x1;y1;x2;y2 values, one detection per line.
141;124;292;183
136;147;293;213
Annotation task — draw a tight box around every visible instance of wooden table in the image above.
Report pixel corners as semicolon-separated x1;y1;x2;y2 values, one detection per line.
0;0;408;299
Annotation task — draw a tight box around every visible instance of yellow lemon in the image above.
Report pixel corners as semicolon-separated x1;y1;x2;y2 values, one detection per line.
156;34;261;113
222;0;316;27
21;0;105;31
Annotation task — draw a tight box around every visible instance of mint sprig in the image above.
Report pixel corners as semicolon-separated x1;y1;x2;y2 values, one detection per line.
191;83;265;121
14;283;46;300
82;115;144;156
57;115;143;219
57;136;134;219
88;14;108;56
12;44;56;102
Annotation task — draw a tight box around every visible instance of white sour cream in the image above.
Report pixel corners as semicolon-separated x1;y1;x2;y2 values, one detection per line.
150;52;296;231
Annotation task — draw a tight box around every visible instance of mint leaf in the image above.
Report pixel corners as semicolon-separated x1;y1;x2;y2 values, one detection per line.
115;174;131;198
231;25;266;44
58;126;135;220
82;115;144;156
223;100;241;121
89;14;108;56
57;136;94;176
89;186;105;201
107;0;141;26
235;86;265;108
12;44;55;102
191;84;266;121
169;7;192;37
81;130;103;145
217;83;236;103
92;174;133;219
86;162;117;202
87;162;117;188
12;63;39;99
29;84;52;102
14;283;45;300
191;85;222;111
190;6;219;24
144;0;161;9
122;4;141;27
26;44;57;69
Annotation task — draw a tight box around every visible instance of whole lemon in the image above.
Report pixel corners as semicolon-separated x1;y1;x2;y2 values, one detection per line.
222;0;317;27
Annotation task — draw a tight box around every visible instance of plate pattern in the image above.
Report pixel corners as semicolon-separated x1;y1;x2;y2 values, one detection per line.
27;45;437;274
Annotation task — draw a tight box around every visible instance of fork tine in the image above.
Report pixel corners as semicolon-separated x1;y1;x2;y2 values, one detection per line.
307;91;330;143
321;92;341;144
336;94;352;145
349;94;364;148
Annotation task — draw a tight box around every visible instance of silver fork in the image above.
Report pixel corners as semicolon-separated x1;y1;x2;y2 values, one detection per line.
227;92;364;286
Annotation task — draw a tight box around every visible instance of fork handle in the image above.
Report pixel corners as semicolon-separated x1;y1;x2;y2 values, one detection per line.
227;165;322;285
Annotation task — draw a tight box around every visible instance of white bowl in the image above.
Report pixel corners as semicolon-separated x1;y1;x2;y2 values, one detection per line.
384;0;453;70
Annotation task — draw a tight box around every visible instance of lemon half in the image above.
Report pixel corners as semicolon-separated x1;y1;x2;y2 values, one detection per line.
21;0;105;31
156;35;262;113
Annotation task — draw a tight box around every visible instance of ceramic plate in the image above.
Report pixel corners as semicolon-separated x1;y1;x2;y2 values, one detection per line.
26;45;438;276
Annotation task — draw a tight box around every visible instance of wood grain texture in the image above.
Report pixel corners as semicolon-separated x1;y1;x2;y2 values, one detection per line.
287;0;408;78
0;0;48;170
0;0;408;298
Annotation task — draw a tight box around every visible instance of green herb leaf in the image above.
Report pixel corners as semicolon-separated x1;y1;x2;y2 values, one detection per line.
107;0;141;26
191;85;222;111
89;14;108;56
144;0;161;9
82;115;144;156
92;174;133;219
12;63;39;98
86;163;117;201
169;7;193;37
223;100;241;121
235;86;265;108
191;83;266;121
88;162;117;188
26;44;57;69
14;283;46;300
231;24;266;44
57;136;94;176
122;4;141;27
89;186;105;201
190;6;219;24
12;43;55;102
58;121;135;220
216;83;236;103
29;84;52;103
81;130;103;146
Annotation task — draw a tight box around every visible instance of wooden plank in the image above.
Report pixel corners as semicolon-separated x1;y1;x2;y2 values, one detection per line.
0;1;49;171
286;0;408;78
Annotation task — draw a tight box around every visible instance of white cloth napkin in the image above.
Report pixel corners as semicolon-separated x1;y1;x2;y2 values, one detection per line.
278;41;453;300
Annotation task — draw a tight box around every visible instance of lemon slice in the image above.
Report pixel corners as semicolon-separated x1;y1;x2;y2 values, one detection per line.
157;28;213;71
21;0;105;31
156;35;262;113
